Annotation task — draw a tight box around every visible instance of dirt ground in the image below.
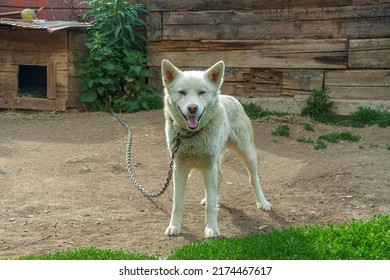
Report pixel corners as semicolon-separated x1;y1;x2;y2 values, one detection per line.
0;110;389;259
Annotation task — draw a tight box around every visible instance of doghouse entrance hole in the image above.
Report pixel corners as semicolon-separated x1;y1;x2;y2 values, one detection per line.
18;65;47;98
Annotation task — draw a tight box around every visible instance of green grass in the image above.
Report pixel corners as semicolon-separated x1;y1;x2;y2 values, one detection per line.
171;214;389;260
349;107;390;128
318;131;361;143
241;102;288;120
297;131;361;150
303;123;315;131
20;247;157;260
272;124;290;137
314;139;327;150
17;214;389;260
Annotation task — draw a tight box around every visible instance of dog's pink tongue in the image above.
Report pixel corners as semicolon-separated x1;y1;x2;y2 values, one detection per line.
186;115;199;129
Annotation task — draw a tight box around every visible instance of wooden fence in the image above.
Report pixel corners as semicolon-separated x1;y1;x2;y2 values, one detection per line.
147;0;390;115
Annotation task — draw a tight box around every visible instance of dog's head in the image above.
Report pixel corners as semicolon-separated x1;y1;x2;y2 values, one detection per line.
161;60;225;131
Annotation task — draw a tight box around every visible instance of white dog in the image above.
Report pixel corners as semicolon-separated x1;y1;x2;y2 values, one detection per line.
162;60;272;238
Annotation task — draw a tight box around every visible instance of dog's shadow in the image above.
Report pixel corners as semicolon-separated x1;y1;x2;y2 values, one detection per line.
219;203;288;235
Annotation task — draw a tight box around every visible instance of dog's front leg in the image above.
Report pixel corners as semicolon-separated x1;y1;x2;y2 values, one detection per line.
202;165;220;238
165;164;190;236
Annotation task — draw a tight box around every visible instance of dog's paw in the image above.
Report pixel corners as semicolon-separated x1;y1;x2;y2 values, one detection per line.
257;200;272;211
200;198;206;205
165;225;181;236
204;227;220;238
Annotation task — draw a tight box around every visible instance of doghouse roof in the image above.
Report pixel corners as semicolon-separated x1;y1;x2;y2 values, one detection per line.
0;19;91;33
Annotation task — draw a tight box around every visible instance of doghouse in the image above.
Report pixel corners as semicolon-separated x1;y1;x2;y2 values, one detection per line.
0;19;90;111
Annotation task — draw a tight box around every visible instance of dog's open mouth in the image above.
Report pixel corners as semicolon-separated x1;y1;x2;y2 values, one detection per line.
185;115;200;130
181;110;204;130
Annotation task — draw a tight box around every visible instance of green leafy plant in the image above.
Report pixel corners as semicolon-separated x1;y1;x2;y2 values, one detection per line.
77;0;163;112
302;87;341;124
349;107;390;128
272;124;290;137
303;123;315;131
314;139;327;150
318;131;361;143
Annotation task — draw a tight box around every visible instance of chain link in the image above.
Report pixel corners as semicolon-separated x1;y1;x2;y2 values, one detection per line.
112;112;181;198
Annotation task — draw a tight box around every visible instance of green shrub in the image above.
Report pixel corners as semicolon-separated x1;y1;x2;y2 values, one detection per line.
303;123;315;131
302;87;341;124
77;0;163;112
272;125;290;137
314;139;327;150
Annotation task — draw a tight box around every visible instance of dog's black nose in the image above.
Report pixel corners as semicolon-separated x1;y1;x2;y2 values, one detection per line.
187;104;198;114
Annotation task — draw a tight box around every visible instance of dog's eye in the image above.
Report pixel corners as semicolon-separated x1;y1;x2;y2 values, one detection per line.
199;90;206;95
178;90;186;95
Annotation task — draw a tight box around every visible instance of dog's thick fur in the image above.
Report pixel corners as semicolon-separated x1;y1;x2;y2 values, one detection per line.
162;60;272;238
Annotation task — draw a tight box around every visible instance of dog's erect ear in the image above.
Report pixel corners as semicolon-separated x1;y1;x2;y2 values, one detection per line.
161;59;181;87
205;61;225;88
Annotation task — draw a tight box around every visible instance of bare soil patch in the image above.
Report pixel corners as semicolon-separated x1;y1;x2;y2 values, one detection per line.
0;110;389;259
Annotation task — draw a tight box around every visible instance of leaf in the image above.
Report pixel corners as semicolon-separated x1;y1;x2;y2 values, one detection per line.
131;66;142;76
81;89;97;103
99;77;112;85
114;25;121;38
87;78;94;88
102;61;115;71
97;87;105;94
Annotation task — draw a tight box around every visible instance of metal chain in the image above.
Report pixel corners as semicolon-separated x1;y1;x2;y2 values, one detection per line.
112;111;181;198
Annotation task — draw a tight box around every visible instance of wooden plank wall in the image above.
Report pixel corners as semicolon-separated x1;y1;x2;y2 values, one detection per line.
0;28;68;110
147;0;390;115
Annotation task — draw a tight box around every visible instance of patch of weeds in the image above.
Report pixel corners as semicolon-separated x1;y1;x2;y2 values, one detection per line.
302;87;342;124
297;136;315;144
348;107;390;128
314;139;327;150
241;102;286;120
272;125;290;137
304;123;315;131
318;132;361;143
387;144;390;151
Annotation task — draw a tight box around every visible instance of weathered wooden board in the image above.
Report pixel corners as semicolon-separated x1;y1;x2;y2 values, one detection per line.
148;39;347;69
163;5;390;24
68;77;83;107
0;50;68;70
68;31;88;51
0;29;67;51
148;0;360;11
0;70;17;89
325;70;390;86
11;98;57;111
329;87;390;100
349;38;390;68
147;12;162;42
325;70;390;100
159;5;390;40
